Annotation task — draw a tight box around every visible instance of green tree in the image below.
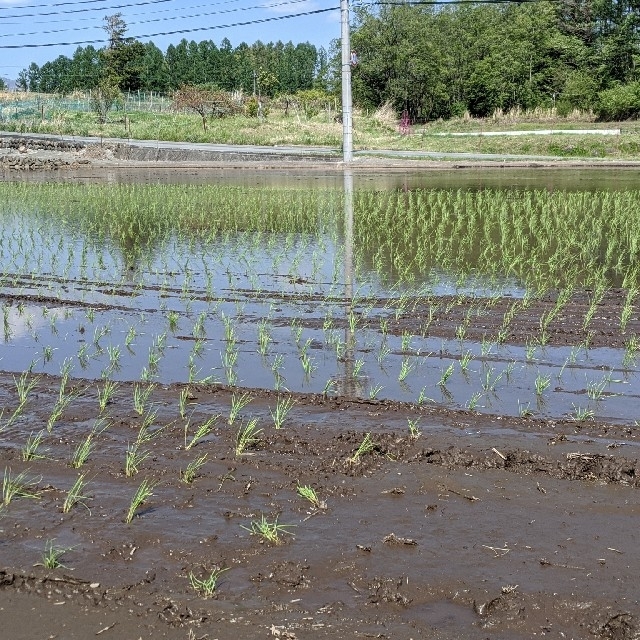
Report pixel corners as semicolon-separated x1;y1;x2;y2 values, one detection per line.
100;13;146;91
140;42;168;91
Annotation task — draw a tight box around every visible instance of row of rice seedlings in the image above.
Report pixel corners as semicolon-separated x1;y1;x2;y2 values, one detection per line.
2;184;640;414
6;183;640;298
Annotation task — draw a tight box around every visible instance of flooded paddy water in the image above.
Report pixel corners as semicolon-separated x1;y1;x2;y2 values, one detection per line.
0;165;639;639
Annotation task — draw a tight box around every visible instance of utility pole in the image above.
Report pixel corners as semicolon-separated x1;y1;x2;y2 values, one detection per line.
340;0;353;163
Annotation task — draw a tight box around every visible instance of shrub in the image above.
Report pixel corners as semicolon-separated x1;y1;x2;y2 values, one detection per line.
595;82;640;121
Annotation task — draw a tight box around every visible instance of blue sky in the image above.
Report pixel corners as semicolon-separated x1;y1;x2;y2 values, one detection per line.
0;0;341;80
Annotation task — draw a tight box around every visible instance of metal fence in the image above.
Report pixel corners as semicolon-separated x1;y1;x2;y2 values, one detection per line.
0;91;172;122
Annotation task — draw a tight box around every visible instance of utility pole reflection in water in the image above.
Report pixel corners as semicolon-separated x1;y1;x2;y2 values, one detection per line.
340;168;357;396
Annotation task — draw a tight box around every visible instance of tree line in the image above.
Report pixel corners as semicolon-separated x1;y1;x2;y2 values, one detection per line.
351;0;640;120
17;14;327;98
15;1;640;121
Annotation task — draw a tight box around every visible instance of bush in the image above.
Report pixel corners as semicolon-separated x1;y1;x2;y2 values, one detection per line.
595;82;640;121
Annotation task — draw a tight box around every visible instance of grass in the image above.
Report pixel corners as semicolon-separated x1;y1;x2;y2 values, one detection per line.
242;514;295;545
6;98;640;159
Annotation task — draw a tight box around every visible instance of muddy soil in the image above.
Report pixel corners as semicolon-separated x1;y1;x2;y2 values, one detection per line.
1;147;639;638
0;323;639;639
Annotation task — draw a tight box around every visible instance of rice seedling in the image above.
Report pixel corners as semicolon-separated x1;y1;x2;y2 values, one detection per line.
534;373;552;395
135;409;165;446
93;324;110;347
300;351;316;377
241;514;295;545
69;415;104;464
518;401;534;417
62;473;91;513
2;304;11;341
189;566;229;597
133;383;156;416
623;334;639;366
417;386;435;405
587;377;609;401
42;345;55;363
14;371;39;408
235;418;262;456
620;288;637;331
297;484;326;509
466;392;483;411
125;441;150;477
181;454;208;484
270;395;295;429
97;379;119;413
480;335;493;358
438;363;455;387
36;540;72;569
571;404;595;422
398;358;415;382
167;310;180;333
369;384;383;399
185;415;219;450
125;325;137;348
107;344;121;369
77;343;90;368
257;319;272;356
482;367;503;393
407;417;421;439
22;430;48;462
322;378;337;398
460;350;473;373
352;358;365;378
2;468;40;508
124;478;157;523
348;432;375;463
228;392;253;425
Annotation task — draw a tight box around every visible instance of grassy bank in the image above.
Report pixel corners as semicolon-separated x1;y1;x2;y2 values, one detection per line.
1;95;639;159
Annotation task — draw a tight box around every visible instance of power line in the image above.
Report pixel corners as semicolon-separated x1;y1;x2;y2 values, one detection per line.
0;6;339;48
0;0;178;19
2;0;312;37
29;0;247;25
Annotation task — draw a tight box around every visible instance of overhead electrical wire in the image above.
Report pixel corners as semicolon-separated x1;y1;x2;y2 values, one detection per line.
0;0;559;51
28;0;249;25
2;0;312;37
0;6;340;48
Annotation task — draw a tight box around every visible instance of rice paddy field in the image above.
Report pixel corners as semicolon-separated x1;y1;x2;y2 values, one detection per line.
0;165;639;639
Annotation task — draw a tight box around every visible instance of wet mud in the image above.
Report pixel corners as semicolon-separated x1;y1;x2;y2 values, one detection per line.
0;357;639;639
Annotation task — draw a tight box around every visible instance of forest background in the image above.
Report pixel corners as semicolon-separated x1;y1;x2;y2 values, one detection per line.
4;0;640;122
